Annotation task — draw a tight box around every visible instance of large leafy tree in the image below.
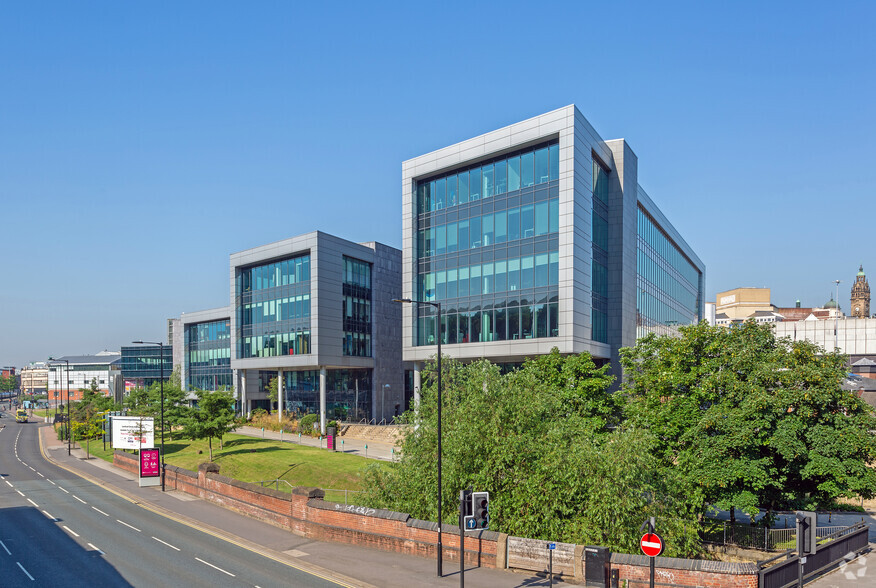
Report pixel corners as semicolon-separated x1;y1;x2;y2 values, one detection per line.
621;321;876;517
362;350;702;556
181;388;237;461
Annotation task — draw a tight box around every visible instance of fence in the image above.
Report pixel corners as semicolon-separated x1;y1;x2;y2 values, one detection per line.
759;522;869;588
701;521;848;551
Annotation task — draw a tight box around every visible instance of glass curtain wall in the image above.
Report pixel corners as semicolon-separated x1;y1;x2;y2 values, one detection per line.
415;141;561;345
236;254;311;358
591;159;610;343
636;207;701;337
185;319;231;391
343;257;372;357
283;369;372;421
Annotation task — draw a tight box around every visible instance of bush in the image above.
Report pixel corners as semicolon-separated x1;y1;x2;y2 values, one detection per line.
250;408;268;418
298;413;319;436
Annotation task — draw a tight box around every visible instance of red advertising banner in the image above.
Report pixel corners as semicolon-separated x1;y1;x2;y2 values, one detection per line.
140;448;161;478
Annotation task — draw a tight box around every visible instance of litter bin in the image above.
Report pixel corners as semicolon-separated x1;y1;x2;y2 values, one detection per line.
584;545;610;587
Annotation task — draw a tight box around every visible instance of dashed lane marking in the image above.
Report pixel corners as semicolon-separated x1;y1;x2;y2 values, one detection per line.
152;536;181;551
196;557;236;577
116;519;141;532
87;543;104;555
73;495;86;504
41;510;57;521
26;499;38;508
62;525;79;537
16;562;34;581
92;506;109;516
0;540;10;555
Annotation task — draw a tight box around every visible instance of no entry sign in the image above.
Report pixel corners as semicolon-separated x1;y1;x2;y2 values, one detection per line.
640;533;664;557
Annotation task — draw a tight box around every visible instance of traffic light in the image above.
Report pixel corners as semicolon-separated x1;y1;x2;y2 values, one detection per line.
471;491;489;530
796;511;817;555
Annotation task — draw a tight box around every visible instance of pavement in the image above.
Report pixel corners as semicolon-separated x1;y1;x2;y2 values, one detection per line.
36;423;574;588
235;425;400;462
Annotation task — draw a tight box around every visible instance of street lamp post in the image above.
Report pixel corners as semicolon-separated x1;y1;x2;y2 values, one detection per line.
132;341;166;492
48;358;71;455
834;279;842;352
393;297;442;577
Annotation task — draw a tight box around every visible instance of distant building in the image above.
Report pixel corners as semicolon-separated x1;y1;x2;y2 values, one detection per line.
851;265;870;319
19;363;48;394
48;352;122;406
715;288;774;320
120;345;174;392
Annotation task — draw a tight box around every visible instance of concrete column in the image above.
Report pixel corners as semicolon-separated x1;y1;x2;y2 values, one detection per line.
319;367;327;435
277;368;284;423
413;362;422;413
240;369;248;418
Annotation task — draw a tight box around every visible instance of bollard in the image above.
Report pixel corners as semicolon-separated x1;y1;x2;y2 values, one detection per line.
365;444;368;458
298;432;301;444
262;427;265;438
391;447;395;461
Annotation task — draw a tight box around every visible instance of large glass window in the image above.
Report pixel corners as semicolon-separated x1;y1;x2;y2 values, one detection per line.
343;257;372;357
413;140;560;347
636;206;702;338
236;253;311;358
184;319;231;391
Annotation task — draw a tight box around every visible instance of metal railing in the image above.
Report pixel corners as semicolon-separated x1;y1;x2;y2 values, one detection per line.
759;522;869;588
256;480;363;505
701;521;849;551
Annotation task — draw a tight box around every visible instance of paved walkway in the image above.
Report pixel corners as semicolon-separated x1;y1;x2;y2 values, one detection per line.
36;424;573;588
235;425;400;462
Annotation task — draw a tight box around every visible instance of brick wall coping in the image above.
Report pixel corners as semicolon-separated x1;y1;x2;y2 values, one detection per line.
309;499;411;522
205;471;289;501
164;464;197;478
611;553;758;574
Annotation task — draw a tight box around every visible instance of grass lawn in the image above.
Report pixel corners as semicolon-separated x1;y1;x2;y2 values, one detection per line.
79;431;384;494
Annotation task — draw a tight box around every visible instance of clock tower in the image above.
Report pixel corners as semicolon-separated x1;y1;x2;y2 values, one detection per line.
851;265;870;318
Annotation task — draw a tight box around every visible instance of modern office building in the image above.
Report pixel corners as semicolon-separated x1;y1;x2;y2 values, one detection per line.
180;306;232;393
401;105;705;383
120;345;174;392
48;352;122;405
229;231;403;432
19;363;48;395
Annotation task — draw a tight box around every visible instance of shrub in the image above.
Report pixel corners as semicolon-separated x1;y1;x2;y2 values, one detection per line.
250;408;268;419
298;413;319;436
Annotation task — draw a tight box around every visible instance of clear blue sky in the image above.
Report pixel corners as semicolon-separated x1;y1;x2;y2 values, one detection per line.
2;1;874;368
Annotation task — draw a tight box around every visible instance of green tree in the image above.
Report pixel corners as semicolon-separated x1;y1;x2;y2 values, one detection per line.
124;367;191;440
362;350;699;556
181;388;237;461
621;321;876;517
266;376;281;422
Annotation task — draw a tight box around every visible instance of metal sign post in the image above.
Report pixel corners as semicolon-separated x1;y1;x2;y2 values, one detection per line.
547;543;556;587
459;490;467;588
639;517;664;588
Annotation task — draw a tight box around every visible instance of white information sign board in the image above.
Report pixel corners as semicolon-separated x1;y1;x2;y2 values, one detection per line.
111;416;155;450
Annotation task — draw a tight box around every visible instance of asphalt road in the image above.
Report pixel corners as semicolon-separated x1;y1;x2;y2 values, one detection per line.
0;420;349;587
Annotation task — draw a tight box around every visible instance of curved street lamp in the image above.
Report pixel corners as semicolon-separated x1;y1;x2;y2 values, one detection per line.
132;341;166;492
48;357;71;456
393;297;443;577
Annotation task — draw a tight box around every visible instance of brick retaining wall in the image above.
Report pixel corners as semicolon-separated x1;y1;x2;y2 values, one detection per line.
111;452;758;586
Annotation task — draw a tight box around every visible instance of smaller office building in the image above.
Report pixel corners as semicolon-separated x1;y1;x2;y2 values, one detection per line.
230;231;403;433
48;352;122;405
120;345;174;392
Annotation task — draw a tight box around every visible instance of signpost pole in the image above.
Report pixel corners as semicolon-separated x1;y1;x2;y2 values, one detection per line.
459;490;465;588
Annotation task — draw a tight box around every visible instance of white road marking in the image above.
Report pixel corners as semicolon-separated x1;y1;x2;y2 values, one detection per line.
16;562;34;581
152;536;181;551
63;525;79;537
26;499;38;508
0;539;11;555
16;490;24;497
41;510;57;521
47;480;56;485
59;487;69;493
28;466;34;471
116;519;141;532
92;506;109;516
87;543;104;555
73;495;86;504
36;472;44;478
195;557;236;577
5;480;12;487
